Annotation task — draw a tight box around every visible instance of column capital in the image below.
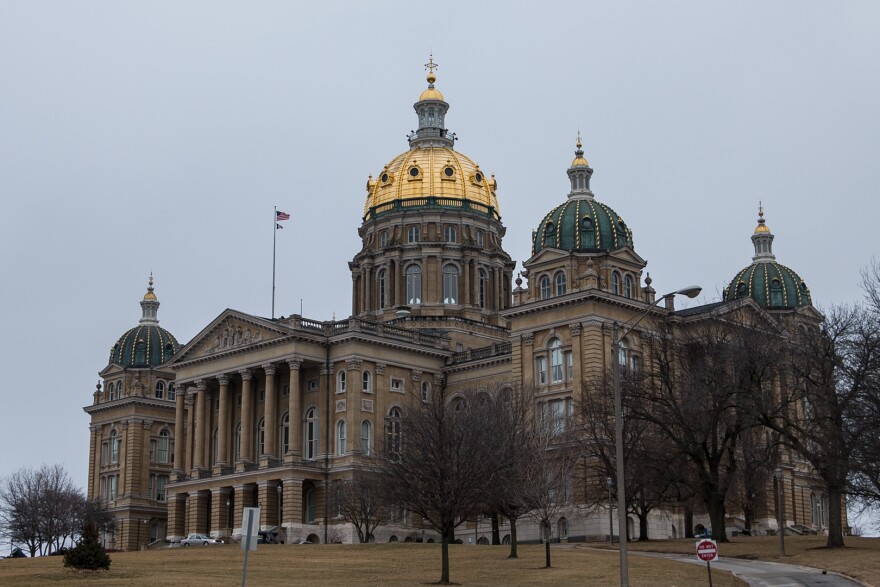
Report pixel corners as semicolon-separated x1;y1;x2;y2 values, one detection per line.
568;322;582;336
346;359;362;371
196;379;207;391
287;358;303;371
239;369;253;381
142;419;154;430
411;370;422;382
218;374;230;386
375;362;386;374
262;364;277;375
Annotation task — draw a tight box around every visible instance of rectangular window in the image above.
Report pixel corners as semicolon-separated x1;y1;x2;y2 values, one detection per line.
390;378;404;393
537;357;547;385
157;436;169;464
550;399;565;436
566;352;573;380
110;436;120;463
101;442;109;464
156;475;167;502
282;384;290;397
308;379;318;392
108;475;118;500
149;440;157;463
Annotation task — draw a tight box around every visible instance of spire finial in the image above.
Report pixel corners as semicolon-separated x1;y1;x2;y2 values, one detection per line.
425;53;438;86
148;272;154;291
576;129;582;150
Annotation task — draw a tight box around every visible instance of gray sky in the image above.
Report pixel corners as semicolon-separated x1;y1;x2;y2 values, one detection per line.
1;2;878;498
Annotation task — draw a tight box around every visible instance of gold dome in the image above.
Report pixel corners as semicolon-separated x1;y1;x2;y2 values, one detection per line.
419;87;445;101
363;147;499;217
754;205;771;234
143;274;157;301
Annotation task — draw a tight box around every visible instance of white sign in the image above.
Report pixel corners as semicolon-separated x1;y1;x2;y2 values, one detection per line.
696;538;718;562
241;507;260;552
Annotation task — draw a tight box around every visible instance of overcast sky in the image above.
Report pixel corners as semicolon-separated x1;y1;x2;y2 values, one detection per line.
1;2;877;503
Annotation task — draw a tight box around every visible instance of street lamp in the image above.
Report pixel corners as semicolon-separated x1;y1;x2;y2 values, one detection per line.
612;285;701;587
607;476;614;544
226;497;231;538
775;467;785;557
276;483;283;536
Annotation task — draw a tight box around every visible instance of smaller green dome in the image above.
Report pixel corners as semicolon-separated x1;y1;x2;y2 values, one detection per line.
532;198;633;255
724;262;812;308
110;325;179;368
108;276;179;367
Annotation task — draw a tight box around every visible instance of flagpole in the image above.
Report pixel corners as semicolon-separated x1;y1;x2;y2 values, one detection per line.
272;206;277;319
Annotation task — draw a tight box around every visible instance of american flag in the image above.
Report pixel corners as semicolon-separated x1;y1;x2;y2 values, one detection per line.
276;210;290;220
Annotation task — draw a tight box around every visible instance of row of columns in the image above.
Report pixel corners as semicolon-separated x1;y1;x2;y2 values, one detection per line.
173;358;305;477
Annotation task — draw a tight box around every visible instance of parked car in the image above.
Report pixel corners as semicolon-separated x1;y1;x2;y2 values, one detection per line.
257;528;279;544
180;533;222;546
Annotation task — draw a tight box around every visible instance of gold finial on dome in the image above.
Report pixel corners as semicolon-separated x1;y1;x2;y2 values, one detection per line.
571;131;589;167
576;129;582;150
425;53;438;85
419;53;444;101
143;272;157;301
754;202;771;234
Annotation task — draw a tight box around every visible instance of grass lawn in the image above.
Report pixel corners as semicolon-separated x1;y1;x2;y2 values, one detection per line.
0;542;747;586
619;535;880;586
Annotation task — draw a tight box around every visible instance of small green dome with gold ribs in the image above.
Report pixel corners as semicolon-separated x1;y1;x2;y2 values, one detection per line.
108;276;180;367
532;136;633;255
723;207;812;309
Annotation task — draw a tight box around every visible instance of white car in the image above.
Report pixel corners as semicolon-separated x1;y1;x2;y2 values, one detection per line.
180;533;222;546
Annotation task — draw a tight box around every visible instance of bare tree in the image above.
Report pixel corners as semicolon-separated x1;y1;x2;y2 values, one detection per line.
0;464;87;556
373;383;513;584
330;472;386;543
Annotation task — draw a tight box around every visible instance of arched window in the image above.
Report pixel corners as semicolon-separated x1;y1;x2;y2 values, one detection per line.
555;272;566;296
336;420;347;455
280;412;289;455
624;275;634;299
108;382;115;401
337;370;346;393
427;107;435;126
362;371;372;393
378;270;386;309
540;275;551;300
135;340;146;365
444;226;457;243
406;265;422;304
155;380;165;399
407;226;420;243
770;279;783;306
550;338;563;383
257;418;265;456
478;269;487;308
379;231;388;248
157;429;170;463
110;430;120;463
618;339;628;372
443;264;459;304
305;408;319;460
421;381;431;402
611;272;621;295
361;420;372;455
476;231;484;247
386;407;402;458
234;423;242;461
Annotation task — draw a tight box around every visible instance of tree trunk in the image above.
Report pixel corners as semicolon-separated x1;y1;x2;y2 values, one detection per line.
545;538;551;568
440;534;450;583
638;511;649;541
707;492;728;542
684;506;694;538
491;512;500;545
508;517;518;559
826;487;845;548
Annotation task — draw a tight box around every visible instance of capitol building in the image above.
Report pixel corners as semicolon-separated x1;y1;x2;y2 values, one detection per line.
84;62;829;550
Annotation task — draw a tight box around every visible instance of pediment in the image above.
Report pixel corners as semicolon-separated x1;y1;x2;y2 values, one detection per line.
171;310;290;363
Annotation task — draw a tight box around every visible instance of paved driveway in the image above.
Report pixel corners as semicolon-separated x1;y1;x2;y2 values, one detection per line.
633;550;864;587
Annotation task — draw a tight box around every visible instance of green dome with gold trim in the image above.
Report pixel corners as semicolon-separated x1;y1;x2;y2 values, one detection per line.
532;138;633;255
723;208;812;309
108;276;180;367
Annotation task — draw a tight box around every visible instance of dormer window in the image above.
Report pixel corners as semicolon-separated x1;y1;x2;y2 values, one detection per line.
408;166;421;179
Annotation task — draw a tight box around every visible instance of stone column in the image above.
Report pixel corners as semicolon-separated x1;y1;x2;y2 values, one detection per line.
202;384;212;469
193;380;206;471
173;385;186;477
184;390;195;474
217;375;230;467
287;358;302;460
211;488;231;536
282;478;303;528
569;322;583;388
240;369;253;464
258;481;275;528
166;492;187;542
263;364;277;461
187;491;209;535
119;421;129;497
463;258;471;306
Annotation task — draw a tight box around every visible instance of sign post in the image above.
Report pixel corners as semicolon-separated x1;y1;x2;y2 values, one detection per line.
695;538;718;587
241;507;260;587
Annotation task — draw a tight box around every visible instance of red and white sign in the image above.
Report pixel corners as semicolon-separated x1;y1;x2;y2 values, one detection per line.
696;539;718;562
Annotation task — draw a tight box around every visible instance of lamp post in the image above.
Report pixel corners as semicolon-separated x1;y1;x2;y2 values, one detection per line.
612;285;701;587
226;497;231;538
607;476;614;544
775;467;785;557
276;483;283;540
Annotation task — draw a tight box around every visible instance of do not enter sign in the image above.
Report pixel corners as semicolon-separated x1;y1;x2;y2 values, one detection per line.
696;539;718;562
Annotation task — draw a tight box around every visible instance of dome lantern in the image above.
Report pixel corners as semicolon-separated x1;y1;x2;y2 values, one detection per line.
408;54;455;149
140;273;160;325
751;204;775;261
567;131;594;199
109;276;180;368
